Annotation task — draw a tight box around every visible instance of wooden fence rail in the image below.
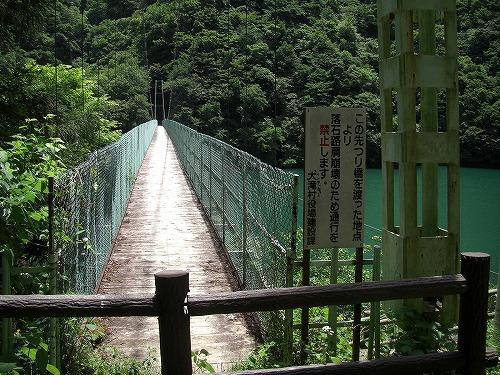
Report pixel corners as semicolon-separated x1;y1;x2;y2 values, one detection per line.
0;253;497;375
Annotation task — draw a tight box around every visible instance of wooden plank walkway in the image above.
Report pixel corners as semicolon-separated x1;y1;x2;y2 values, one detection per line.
98;126;256;366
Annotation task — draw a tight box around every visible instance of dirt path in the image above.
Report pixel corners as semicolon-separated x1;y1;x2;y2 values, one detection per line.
98;126;256;368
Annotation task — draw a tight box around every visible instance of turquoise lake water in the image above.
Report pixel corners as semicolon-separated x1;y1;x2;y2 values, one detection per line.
287;167;500;275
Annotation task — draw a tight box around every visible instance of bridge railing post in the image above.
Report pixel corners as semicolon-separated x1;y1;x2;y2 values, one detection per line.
222;145;226;244
284;173;299;364
209;139;212;217
458;252;490;375
198;134;201;206
242;159;248;288
155;270;192;375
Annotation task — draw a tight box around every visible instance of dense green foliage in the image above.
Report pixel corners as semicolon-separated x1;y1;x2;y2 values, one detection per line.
0;118;64;267
1;0;498;167
137;0;497;167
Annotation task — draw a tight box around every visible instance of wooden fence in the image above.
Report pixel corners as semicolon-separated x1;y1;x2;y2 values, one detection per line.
0;252;497;375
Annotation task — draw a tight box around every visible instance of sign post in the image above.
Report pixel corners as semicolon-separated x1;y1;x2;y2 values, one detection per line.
302;107;366;360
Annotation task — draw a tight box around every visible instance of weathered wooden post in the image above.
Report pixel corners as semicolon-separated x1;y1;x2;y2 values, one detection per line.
378;0;460;321
458;252;489;375
300;247;310;363
328;248;339;355
368;245;382;360
48;176;60;367
352;246;363;361
1;250;12;358
284;173;299;364
493;263;500;345
155;270;192;375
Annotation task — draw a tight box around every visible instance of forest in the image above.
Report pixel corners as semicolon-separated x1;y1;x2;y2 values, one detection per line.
0;0;499;374
1;0;499;168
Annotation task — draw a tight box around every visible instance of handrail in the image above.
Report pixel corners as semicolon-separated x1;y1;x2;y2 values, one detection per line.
218;352;467;375
0;253;496;375
187;275;467;316
0;275;465;319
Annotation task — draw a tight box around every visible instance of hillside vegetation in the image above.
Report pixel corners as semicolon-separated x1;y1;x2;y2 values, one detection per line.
1;0;498;167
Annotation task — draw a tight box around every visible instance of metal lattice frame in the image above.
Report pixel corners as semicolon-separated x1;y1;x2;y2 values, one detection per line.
378;0;460;319
165;120;299;343
55;121;157;294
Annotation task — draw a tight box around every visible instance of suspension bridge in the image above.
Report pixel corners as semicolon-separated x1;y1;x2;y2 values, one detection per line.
97;125;256;364
28;118;301;368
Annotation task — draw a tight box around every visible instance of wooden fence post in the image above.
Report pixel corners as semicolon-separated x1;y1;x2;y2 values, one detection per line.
493;263;500;344
155;270;192;375
300;247;310;363
368;245;381;360
352;246;363;361
328;248;339;355
1;250;12;358
284;174;299;364
48;176;60;367
458;252;490;375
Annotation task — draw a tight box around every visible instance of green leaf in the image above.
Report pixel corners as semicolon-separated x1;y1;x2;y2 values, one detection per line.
0;150;8;163
25;191;36;202
0;363;20;372
46;364;60;375
30;212;43;221
35;346;48;371
26;347;37;361
34;179;43;192
201;361;215;373
330;356;341;365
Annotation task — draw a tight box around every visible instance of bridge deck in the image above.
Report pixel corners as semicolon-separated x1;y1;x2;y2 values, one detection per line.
98;126;256;366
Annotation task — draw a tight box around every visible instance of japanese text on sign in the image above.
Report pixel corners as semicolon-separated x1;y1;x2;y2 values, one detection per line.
304;107;366;249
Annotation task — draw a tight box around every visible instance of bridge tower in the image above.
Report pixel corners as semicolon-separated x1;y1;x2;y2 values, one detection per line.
377;0;460;320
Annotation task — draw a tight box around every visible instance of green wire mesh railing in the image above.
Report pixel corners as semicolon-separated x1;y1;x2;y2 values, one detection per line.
164;120;299;338
55;120;157;294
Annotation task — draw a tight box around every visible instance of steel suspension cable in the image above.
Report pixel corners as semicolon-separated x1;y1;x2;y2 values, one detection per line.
80;2;85;117
161;80;166;121
53;0;59;133
243;1;249;148
141;1;153;119
166;48;176;120
167;3;179;121
272;0;279;167
224;0;231;131
96;0;102;141
271;0;279;239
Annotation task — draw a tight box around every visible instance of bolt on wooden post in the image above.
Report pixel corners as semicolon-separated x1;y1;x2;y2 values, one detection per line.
155;270;192;375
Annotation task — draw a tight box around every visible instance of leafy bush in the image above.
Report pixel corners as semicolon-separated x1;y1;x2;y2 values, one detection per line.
0;117;65;267
390;308;455;356
62;318;158;375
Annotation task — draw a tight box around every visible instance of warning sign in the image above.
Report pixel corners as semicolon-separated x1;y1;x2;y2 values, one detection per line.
304;107;366;249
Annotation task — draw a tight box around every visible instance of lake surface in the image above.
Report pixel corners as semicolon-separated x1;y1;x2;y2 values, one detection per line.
287;167;500;275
